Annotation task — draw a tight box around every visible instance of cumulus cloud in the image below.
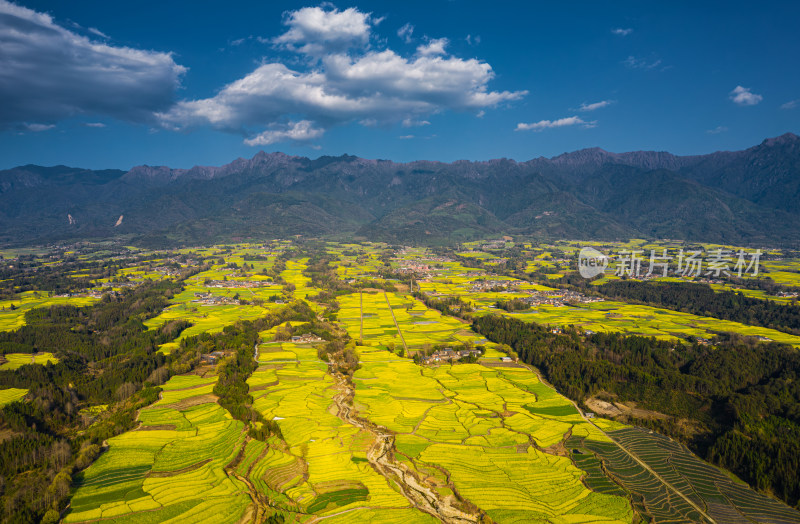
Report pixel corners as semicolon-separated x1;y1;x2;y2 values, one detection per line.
729;86;762;106
577;100;613;112
397;23;414;43
782;99;799;110
402;118;430;127
416;37;448;57
273;6;372;55
611;28;633;36
158;5;526;146
243;120;324;146
515;116;595;132
0;0;185;130
706;126;728;134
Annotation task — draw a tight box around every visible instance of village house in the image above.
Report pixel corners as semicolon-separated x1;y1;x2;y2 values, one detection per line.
291;334;324;343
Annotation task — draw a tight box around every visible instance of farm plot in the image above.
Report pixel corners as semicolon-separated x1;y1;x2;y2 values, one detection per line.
0;292;98;332
488;300;800;346
569;426;800;524
0;387;27;407
0;352;58;370
338;292;400;348
282;259;317;299
143;294;274;354
339;291;485;352
352;346;633;523
139;256;285;353
65;374;251;524
247;341;434;522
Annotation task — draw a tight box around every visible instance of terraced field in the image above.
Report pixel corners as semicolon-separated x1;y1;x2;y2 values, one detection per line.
338;291;484;353
341;285;634;522
47;244;800;523
246;340;435;522
569;426;800;524
351;346;633;523
65;373;252;523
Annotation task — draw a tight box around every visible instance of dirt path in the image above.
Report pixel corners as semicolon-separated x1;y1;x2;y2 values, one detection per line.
330;371;479;523
518;363;716;524
383;291;408;354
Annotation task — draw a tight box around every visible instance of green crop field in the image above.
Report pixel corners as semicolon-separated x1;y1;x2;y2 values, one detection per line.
486;301;800;346
245;340;435;521
142;259;284;353
20;241;798;524
0;292;98;332
569;425;800;524
65;373;252;524
338;291;485;352
0;387;27;407
0;352;58;370
351;344;633;523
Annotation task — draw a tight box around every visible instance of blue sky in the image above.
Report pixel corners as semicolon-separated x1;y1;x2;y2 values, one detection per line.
1;0;798;169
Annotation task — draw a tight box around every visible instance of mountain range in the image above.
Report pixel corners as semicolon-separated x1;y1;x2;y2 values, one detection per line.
1;133;799;247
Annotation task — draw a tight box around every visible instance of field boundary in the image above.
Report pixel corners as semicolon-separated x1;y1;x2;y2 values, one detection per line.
383;291;408;354
359;291;364;344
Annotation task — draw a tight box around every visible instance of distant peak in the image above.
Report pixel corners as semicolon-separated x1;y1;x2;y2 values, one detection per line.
550;147;611;163
250;151;303;164
762;132;799;147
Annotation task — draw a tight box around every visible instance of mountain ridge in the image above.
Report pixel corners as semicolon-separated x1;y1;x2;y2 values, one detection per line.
1;133;798;246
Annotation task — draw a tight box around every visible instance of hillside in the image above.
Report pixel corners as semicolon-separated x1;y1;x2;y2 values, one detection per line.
1;134;799;246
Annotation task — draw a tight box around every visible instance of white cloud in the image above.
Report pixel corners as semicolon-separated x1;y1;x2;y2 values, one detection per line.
273;6;372;55
706;126;728;134
23;123;55;132
158;6;526;146
623;55;662;70
243;120;324;146
577;100;613;112
611;28;633;36
476;110;485;118
416;37;448;57
402;118;430;127
0;0;185;130
465;34;481;46
729;85;762;106
780;99;798;110
515;116;595;132
397;23;414;43
87;27;109;39
84;122;107;128
398;134;414;139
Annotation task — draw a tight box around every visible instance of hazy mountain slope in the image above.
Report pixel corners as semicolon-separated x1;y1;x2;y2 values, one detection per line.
0;133;798;246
